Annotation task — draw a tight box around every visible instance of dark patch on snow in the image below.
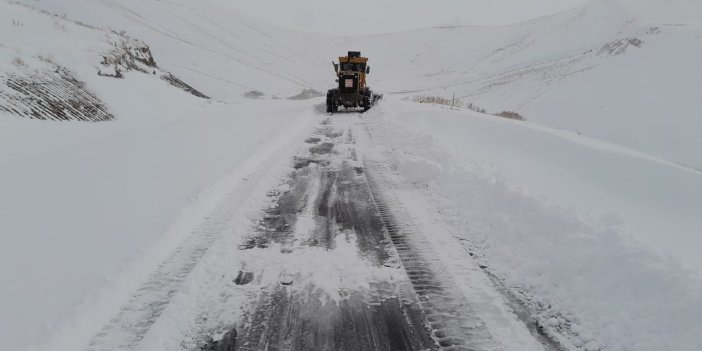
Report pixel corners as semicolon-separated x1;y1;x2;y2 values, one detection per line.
0;66;114;122
239;162;329;250
232;271;433;351
304;137;321;144
98;33;158;78
309;142;334;155
287;88;324;100
161;73;209;99
202;329;238;351
98;33;155;78
647;26;661;35
318;127;344;139
243;90;265;99
213;120;436;351
292;156;329;170
233;271;254;285
598;38;643;56
98;32;209;99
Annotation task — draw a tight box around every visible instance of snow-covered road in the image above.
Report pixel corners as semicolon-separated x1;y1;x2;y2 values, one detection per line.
4;98;699;351
75;105;552;351
2;0;702;349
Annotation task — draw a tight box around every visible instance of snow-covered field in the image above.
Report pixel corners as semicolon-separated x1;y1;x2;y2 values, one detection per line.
1;0;701;350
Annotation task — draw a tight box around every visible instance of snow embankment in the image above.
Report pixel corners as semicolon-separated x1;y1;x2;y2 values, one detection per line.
366;99;702;351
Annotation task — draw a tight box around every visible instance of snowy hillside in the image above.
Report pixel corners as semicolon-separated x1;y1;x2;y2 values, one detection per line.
5;0;334;100
0;1;326;349
1;0;701;350
342;0;702;169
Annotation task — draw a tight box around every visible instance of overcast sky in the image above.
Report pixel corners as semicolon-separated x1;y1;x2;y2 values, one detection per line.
231;0;592;35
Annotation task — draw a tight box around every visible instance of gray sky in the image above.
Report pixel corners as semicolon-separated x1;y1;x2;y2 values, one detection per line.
231;0;592;35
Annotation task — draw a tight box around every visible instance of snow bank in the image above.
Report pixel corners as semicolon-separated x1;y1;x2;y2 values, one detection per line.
366;99;702;350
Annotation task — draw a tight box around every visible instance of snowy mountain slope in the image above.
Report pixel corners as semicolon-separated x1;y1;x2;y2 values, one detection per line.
339;0;702;169
1;0;701;350
11;0;333;100
13;0;702;168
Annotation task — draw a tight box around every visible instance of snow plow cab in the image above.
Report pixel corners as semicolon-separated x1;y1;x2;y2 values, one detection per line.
326;51;380;113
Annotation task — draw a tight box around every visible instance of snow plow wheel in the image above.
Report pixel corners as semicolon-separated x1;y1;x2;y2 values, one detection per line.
326;89;338;113
363;89;372;112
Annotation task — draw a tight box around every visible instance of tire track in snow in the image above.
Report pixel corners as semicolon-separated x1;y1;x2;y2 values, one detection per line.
355;105;566;351
83;108;317;351
86;189;243;351
205;118;435;351
364;160;497;351
217;113;528;351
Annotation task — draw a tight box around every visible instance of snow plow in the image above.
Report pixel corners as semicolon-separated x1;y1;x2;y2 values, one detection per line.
326;51;381;113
